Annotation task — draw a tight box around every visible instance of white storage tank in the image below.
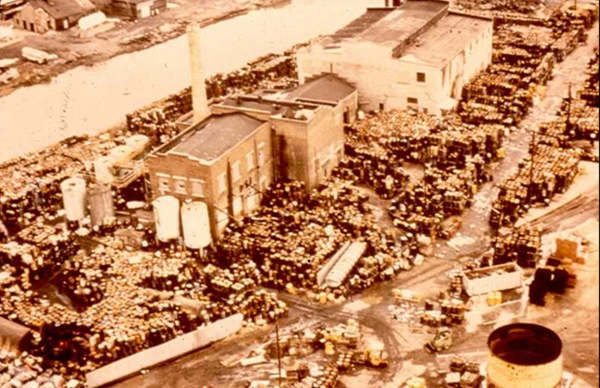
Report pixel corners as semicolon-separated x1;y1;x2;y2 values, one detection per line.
487;323;563;388
61;177;87;222
124;134;150;156
181;200;212;249
88;183;114;226
152;195;180;242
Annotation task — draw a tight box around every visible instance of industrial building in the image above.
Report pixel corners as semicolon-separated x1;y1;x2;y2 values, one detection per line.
295;0;493;115
108;0;166;20
212;73;357;191
145;113;273;239
145;25;357;240
13;0;96;32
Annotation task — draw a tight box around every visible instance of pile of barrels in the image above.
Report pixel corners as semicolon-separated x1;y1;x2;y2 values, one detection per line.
125;54;298;145
389;160;489;238
490;144;579;228
453;0;543;15
491;226;542;268
0;351;81;388
218;179;417;296
579;47;599;107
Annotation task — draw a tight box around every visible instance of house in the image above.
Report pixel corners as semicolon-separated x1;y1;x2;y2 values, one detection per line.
13;0;95;32
109;0;165;20
295;0;493;116
145;112;273;240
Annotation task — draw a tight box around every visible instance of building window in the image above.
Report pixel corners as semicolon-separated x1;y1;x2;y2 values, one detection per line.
407;97;418;105
246;151;255;171
231;160;241;182
63;19;68;29
174;177;187;195
257;142;266;166
379;103;385;111
190;179;204;197
417;72;426;83
217;173;227;194
157;174;170;193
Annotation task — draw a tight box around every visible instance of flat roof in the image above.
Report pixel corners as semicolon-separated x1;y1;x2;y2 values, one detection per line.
160;113;265;162
285;73;356;103
330;1;449;51
402;12;491;67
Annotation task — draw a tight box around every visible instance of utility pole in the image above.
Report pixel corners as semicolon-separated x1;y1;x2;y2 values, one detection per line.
275;320;282;387
566;82;573;137
529;129;536;201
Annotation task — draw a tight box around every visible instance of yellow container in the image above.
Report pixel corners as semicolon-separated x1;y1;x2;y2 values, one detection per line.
487;291;502;306
405;376;426;388
324;341;335;356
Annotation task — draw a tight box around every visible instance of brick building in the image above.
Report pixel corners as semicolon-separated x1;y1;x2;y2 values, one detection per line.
145;112;272;239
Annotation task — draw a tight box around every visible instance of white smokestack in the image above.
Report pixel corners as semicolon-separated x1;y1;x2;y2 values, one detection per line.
187;24;211;124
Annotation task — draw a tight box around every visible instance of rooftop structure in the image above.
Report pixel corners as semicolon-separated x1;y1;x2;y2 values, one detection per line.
296;0;493;115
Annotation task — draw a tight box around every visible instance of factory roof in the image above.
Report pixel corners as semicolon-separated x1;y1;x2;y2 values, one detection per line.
27;0;95;19
325;0;490;61
285;73;356;104
219;96;319;121
160;113;265;162
330;1;450;53
402;12;491;67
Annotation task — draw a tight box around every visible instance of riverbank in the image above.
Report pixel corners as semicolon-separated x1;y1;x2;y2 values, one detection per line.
0;0;290;98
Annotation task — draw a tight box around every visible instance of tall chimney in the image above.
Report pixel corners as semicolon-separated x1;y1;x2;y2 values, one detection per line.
187;24;211;124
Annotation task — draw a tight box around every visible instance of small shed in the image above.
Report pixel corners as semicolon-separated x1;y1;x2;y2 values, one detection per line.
13;0;96;33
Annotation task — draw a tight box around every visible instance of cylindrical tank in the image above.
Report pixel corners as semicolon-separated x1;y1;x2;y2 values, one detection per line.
60;177;87;222
487;323;563;388
94;156;114;184
124;134;150;156
181;200;212;249
88;183;114;226
152;195;180;242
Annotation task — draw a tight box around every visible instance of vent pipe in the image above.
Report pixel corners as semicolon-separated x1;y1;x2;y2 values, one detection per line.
187;24;211;124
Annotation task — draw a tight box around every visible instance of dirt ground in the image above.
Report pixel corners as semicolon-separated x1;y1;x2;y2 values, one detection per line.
0;0;288;97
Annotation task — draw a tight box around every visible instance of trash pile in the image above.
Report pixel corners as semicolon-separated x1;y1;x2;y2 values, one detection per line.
435;357;484;388
452;0;543;15
491;226;542;268
1;227;288;378
218;179;417;297
459;23;555;127
125;53;298;144
389;162;490;238
0;350;82;388
579;47;599;107
489;144;579;228
238;319;388;388
335;109;502;237
529;234;581;305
